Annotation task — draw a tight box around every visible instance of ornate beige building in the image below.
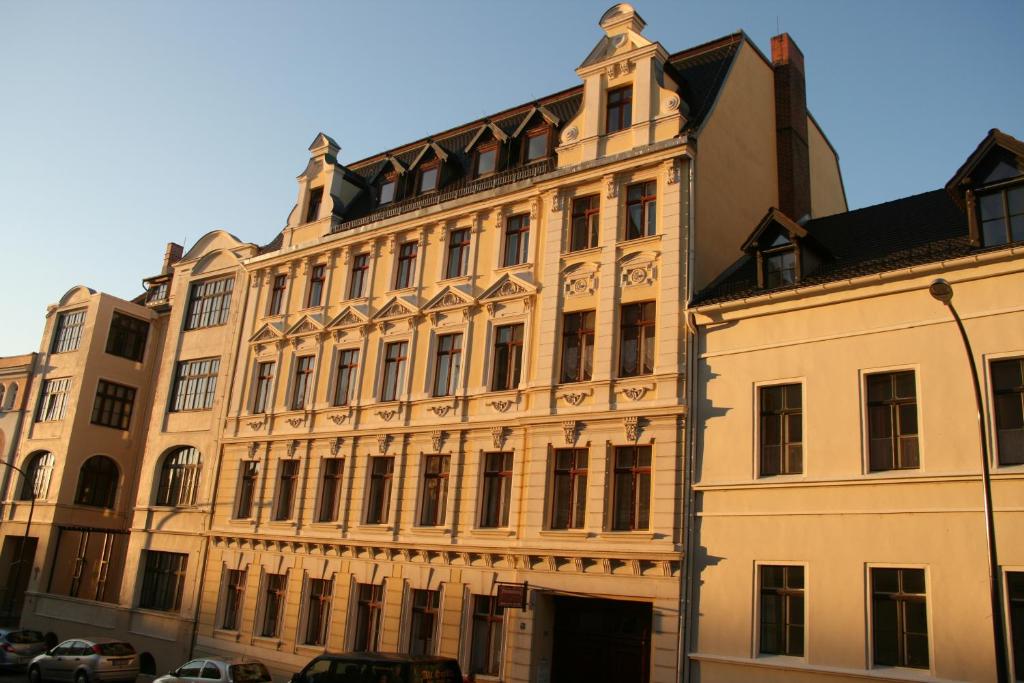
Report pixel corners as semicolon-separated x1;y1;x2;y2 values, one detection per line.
1;5;847;683
687;129;1024;682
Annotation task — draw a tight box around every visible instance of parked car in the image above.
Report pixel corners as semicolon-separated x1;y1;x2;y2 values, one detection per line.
28;638;138;683
291;653;463;683
155;659;273;683
0;629;47;670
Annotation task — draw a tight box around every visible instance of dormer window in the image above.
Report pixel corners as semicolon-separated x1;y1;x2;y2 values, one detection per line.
606;85;633;134
476;142;498;177
305;187;323;223
763;234;797;288
379;174;397;205
978;184;1024;246
418;162;439;194
525;126;550;162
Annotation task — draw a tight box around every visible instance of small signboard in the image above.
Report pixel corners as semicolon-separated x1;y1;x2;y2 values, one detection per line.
495;581;528;609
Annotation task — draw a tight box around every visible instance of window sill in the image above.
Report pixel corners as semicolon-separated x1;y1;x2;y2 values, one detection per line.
437;274;471;285
342;296;369;305
493;262;531;275
299;305;326;313
308;521;341;528
537;529;590;538
294;643;327;656
355;524;394;533
471;528;515;537
226;518;255;525
618;233;661;248
212;628;241;641
265;520;296;527
562;245;602;258
389;286;416;296
251;635;283;649
596;531;656;541
410;526;451;536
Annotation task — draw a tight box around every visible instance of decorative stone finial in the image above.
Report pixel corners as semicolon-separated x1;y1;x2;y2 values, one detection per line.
599;3;646;36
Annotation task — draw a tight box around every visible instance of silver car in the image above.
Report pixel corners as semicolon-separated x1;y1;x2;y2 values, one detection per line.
28;638;138;683
0;629;47;669
155;659;272;683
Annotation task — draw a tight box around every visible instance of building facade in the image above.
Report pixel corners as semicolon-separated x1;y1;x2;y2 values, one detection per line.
1;4;847;682
687;129;1024;682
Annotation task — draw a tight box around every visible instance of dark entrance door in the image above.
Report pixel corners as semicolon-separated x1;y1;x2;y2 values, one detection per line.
550;596;651;683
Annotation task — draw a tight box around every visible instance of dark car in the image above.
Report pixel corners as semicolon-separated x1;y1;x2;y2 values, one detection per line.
0;629;47;669
291;653;463;683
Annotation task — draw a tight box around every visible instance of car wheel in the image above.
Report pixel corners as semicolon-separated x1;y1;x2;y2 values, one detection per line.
28;666;43;683
75;672;88;683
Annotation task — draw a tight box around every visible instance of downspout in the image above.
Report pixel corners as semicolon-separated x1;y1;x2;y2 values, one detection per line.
188;267;253;660
678;145;698;683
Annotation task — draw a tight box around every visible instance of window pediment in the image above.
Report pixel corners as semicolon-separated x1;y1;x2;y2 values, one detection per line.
422;285;474;313
326;305;369;330
249;322;285;345
372;296;419;322
284;314;325;338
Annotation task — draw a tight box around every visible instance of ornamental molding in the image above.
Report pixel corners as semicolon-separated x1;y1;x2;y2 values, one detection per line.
330;437;344;456
624;416;640;442
286;439;302;457
605;174;619;199
559;391;588;406
376;409;398;422
549;189;565;213
377;433;390;454
327;410;350;425
562;420;578;445
562;261;599;298
246;420;264;431
286;416;306;428
430;430;445;452
487;399;515;413
491;426;506;450
605;58;635;79
663;158;681;185
284;314;325;338
618;250;659;288
248;441;262;458
248;323;285;345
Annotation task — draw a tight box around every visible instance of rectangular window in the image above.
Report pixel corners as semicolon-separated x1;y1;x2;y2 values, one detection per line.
91;379;135;430
560;311;595;383
760;384;803;476
1007;571;1024;678
348;253;369;299
867;371;919;471
234;461;259;519
619;301;656;377
418;163;439;194
138;550;187;612
419;455;450;527
354;583;384;652
380;341;408;402
52;309;86;353
185;277;233;330
978;184;1024;246
105;312;149;362
759;565;805;656
625;181;657;239
269;274;287;315
550;449;588;530
379;175;397;205
305;186;323;223
306;264;326;308
476;143;497;177
409;589;440;655
480;452;513;528
433;333;463;397
333;349;359;406
273;460;299;521
502;214;530;267
316;458;344;523
471;595;505;676
395;241;418;289
612;445;651;531
303;577;332;646
526;127;549;162
258;573;286;637
36;377;71;422
871;568;928;669
253;361;275;414
171;357;220;412
606;86;633;134
765;249;797;288
291;355;315;410
992;357;1024;465
446;228;471;279
366;457;394;524
491;324;524;391
570;195;600;252
220;569;246;631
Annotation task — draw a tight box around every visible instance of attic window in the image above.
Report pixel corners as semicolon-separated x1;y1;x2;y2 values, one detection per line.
380;173;397;205
606;86;633;134
525;126;550;162
476;142;498;177
305;187;323;223
978;184;1024;246
418;162;439;194
763;235;797;288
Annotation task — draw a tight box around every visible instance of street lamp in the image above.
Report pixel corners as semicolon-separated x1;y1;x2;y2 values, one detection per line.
929;277;1009;682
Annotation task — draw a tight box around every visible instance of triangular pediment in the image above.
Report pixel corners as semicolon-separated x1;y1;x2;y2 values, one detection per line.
371;296;419;321
249;322;285;344
369;155;408;183
284;314;325;337
511;105;561;139
740;208;808;253
478;273;537;302
946;129;1024;206
408;141;449;171
422;285;475;312
326;305;369;329
464;122;509;154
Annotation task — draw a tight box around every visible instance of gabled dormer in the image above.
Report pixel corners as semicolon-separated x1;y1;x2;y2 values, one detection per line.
371;155;409;207
742;208;827;289
465;121;509;179
408;141;452;195
283;132;365;248
558;3;686;165
946;128;1024;248
511;105;561;165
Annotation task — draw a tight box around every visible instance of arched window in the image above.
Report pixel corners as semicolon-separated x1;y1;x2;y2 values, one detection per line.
75;456;119;508
20;451;54;500
155;447;202;507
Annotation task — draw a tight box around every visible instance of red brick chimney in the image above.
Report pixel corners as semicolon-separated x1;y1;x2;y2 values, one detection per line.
162;242;184;274
772;33;811;222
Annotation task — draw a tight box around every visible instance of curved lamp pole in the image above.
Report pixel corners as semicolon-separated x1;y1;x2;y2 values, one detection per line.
929;278;1009;682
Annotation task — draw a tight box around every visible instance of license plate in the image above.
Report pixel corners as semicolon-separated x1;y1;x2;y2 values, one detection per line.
111;659;130;666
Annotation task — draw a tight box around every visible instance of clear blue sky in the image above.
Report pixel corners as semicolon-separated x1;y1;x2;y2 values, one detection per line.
1;0;1021;356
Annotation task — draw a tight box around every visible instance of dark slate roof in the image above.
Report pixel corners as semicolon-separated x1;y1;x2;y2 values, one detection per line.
694;189;973;305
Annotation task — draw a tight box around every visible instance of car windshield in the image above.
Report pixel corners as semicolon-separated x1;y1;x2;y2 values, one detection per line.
96;643;135;656
229;663;272;683
6;631;44;644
